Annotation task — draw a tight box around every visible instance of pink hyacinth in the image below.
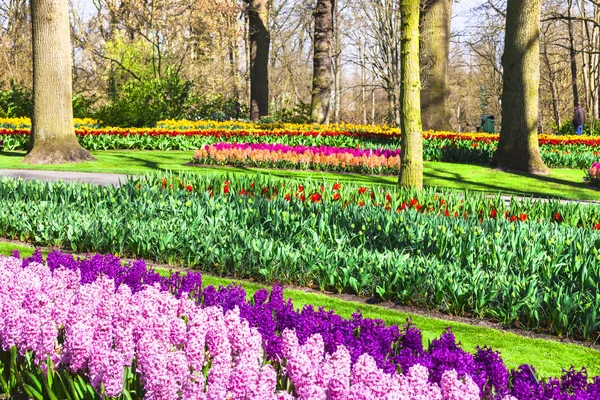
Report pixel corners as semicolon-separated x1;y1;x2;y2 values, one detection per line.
0;255;497;400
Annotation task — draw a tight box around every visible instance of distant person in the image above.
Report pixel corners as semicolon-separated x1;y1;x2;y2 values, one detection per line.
574;103;585;135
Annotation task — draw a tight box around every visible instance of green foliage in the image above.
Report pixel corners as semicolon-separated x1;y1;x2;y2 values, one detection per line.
72;93;97;119
0;80;33;118
94;70;193;127
555;119;600;136
266;101;311;124
0;81;97;120
186;94;247;121
0;348;142;400
0;174;599;339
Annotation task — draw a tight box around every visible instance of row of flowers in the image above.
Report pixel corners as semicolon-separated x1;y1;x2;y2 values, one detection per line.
192;143;401;175
2;116;599;143
3;125;600;146
2;175;600;340
0;117;100;130
2;124;600;168
0;118;399;134
2;250;599;399
156;175;595;230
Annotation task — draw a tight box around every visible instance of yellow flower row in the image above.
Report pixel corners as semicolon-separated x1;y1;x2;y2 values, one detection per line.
0;117;100;129
1;118;594;142
158;119;401;134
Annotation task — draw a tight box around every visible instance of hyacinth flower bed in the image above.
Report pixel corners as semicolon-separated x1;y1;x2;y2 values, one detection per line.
191;143;402;174
2;251;600;400
2;118;600;168
1;174;600;340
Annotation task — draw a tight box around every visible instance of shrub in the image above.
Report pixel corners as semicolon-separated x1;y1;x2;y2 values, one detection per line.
94;69;193;127
0;80;32;118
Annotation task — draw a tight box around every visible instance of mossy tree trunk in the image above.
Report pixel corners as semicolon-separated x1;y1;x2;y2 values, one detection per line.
248;0;270;122
310;0;334;125
491;0;548;174
399;0;423;189
420;0;452;131
25;0;94;164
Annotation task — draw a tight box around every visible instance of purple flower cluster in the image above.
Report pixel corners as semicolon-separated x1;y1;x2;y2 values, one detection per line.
208;142;402;158
8;250;600;399
0;255;495;399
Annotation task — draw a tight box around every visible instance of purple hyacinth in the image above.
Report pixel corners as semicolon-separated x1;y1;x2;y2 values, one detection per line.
6;249;600;399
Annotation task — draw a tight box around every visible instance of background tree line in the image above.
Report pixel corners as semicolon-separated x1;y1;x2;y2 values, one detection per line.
1;0;595;132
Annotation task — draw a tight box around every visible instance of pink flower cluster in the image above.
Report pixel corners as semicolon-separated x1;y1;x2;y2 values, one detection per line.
0;256;518;399
0;256;276;399
589;162;600;179
278;329;519;400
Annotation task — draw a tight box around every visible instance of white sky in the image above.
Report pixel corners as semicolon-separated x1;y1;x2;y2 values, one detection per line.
452;0;488;34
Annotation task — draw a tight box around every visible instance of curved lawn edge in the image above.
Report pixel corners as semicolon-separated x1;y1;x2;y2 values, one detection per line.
0;150;598;200
2;241;599;378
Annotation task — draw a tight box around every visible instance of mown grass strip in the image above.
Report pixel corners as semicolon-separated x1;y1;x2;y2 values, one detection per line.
0;150;598;200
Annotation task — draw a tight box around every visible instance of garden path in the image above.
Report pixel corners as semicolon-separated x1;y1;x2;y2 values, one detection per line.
0;169;129;186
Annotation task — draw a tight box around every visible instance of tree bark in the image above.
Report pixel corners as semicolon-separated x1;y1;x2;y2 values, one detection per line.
491;0;548;174
332;0;341;124
310;0;334;125
567;0;579;108
399;0;423;189
25;0;94;164
248;0;270;121
359;41;367;125
541;40;561;129
420;0;452;131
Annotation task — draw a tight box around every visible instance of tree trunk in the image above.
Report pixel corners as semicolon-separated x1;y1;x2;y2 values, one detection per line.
332;0;341;124
491;0;547;174
244;12;251;109
541;42;561;129
248;0;269;121
567;0;579;108
420;0;452;131
399;0;423;189
25;0;94;164
371;88;376;125
310;0;334;125
359;41;367;125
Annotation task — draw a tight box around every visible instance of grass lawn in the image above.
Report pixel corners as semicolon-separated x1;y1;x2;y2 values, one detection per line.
0;150;597;200
2;241;600;378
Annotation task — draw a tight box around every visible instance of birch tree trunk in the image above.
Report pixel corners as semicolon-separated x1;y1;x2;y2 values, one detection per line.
420;0;452;131
248;0;269;121
491;0;548;174
310;0;334;125
25;0;94;164
398;0;423;189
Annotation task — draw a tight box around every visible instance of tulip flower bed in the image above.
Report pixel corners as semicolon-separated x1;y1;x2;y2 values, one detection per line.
1;174;600;340
0;117;100;130
1;251;599;400
2;119;600;168
192;143;402;175
587;162;600;187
